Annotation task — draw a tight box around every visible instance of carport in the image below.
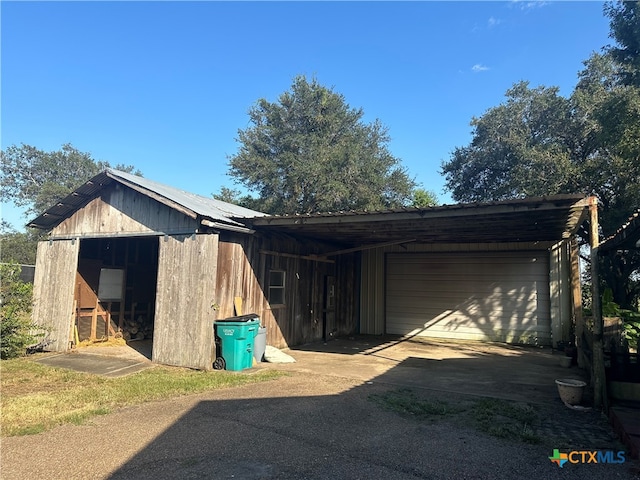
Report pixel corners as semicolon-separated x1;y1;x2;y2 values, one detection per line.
251;195;596;346
251;195;608;408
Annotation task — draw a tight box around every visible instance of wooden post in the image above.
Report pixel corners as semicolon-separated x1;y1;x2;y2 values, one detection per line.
90;297;98;341
589;197;607;410
571;238;586;368
69;300;77;349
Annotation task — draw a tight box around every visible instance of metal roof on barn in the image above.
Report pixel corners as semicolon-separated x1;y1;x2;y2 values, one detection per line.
28;169;267;232
249;195;594;247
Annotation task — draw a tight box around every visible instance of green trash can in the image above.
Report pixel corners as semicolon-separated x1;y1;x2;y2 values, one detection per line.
213;314;259;371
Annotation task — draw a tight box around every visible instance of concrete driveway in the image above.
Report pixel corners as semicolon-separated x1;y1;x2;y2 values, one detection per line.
3;336;637;480
277;335;589;406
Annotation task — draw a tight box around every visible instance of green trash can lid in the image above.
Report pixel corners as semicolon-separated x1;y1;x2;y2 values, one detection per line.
216;314;259;323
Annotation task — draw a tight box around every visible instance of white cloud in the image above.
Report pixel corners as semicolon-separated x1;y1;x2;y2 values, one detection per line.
510;1;549;11
488;16;501;28
472;64;490;73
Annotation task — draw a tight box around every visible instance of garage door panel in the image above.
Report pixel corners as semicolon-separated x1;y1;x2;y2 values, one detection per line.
386;317;547;340
386;252;550;345
388;254;543;267
386;298;546;316
387;282;547;298
387;312;543;327
388;264;547;278
387;282;548;300
386;320;543;335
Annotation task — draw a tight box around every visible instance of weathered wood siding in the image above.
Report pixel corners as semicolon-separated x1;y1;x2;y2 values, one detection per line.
32;239;80;351
153;234;219;369
53;183;198;237
215;232;358;348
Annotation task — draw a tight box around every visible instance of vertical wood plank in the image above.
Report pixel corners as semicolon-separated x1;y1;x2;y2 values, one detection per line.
153;234;219;370
32;239;80;352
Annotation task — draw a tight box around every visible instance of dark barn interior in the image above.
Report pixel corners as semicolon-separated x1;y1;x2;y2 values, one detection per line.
75;237;159;347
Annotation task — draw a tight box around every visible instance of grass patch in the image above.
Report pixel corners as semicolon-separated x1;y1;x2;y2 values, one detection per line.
470;398;541;444
0;357;286;437
369;388;541;444
369;388;462;418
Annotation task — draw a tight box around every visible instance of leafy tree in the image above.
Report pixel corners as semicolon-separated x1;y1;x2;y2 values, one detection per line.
1;143;141;222
441;82;577;204
212;187;264;212
227;75;416;214
0;263;39;359
411;188;439;208
604;0;640;87
0;222;41;264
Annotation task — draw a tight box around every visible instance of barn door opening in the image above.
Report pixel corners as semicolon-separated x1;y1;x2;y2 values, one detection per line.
323;275;336;342
75;237;159;358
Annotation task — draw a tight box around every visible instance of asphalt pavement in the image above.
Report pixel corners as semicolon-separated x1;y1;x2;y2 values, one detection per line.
2;336;639;479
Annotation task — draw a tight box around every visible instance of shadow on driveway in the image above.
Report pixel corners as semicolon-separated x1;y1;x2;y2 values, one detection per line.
105;347;631;480
5;336;635;479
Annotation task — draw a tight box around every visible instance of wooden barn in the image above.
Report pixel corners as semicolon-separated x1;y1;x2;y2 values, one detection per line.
29;169;595;370
29;169;358;370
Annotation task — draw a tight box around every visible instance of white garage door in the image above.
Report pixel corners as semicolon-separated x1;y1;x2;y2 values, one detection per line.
386;252;551;345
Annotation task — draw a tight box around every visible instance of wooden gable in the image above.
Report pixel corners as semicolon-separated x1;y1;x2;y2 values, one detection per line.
51;183;198;238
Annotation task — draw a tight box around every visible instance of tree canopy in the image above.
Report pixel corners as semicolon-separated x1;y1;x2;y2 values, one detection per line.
605;0;640;87
440;0;640;308
0;222;40;264
441;82;576;203
411;188;439;208
226;76;417;215
1;143;140;222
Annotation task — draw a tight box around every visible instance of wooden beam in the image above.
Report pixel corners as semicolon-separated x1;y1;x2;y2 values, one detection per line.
200;219;255;234
321;239;417;257
259;250;335;264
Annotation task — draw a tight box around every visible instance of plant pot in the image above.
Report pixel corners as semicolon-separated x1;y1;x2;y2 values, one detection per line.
555;378;586;405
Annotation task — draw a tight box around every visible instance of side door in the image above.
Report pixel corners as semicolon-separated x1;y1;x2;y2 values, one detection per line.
323;275;336;341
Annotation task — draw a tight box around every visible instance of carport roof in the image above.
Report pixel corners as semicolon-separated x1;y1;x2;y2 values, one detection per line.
249;195;594;247
600;209;640;252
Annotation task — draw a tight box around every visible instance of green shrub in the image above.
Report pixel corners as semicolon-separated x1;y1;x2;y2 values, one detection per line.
0;263;40;359
621;310;640;348
602;288;640;349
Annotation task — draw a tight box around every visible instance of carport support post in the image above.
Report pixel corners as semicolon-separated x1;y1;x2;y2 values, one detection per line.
589;198;607;411
571;239;586;369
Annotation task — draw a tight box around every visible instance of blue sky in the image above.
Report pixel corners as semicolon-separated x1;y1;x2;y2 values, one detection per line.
2;1;612;229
